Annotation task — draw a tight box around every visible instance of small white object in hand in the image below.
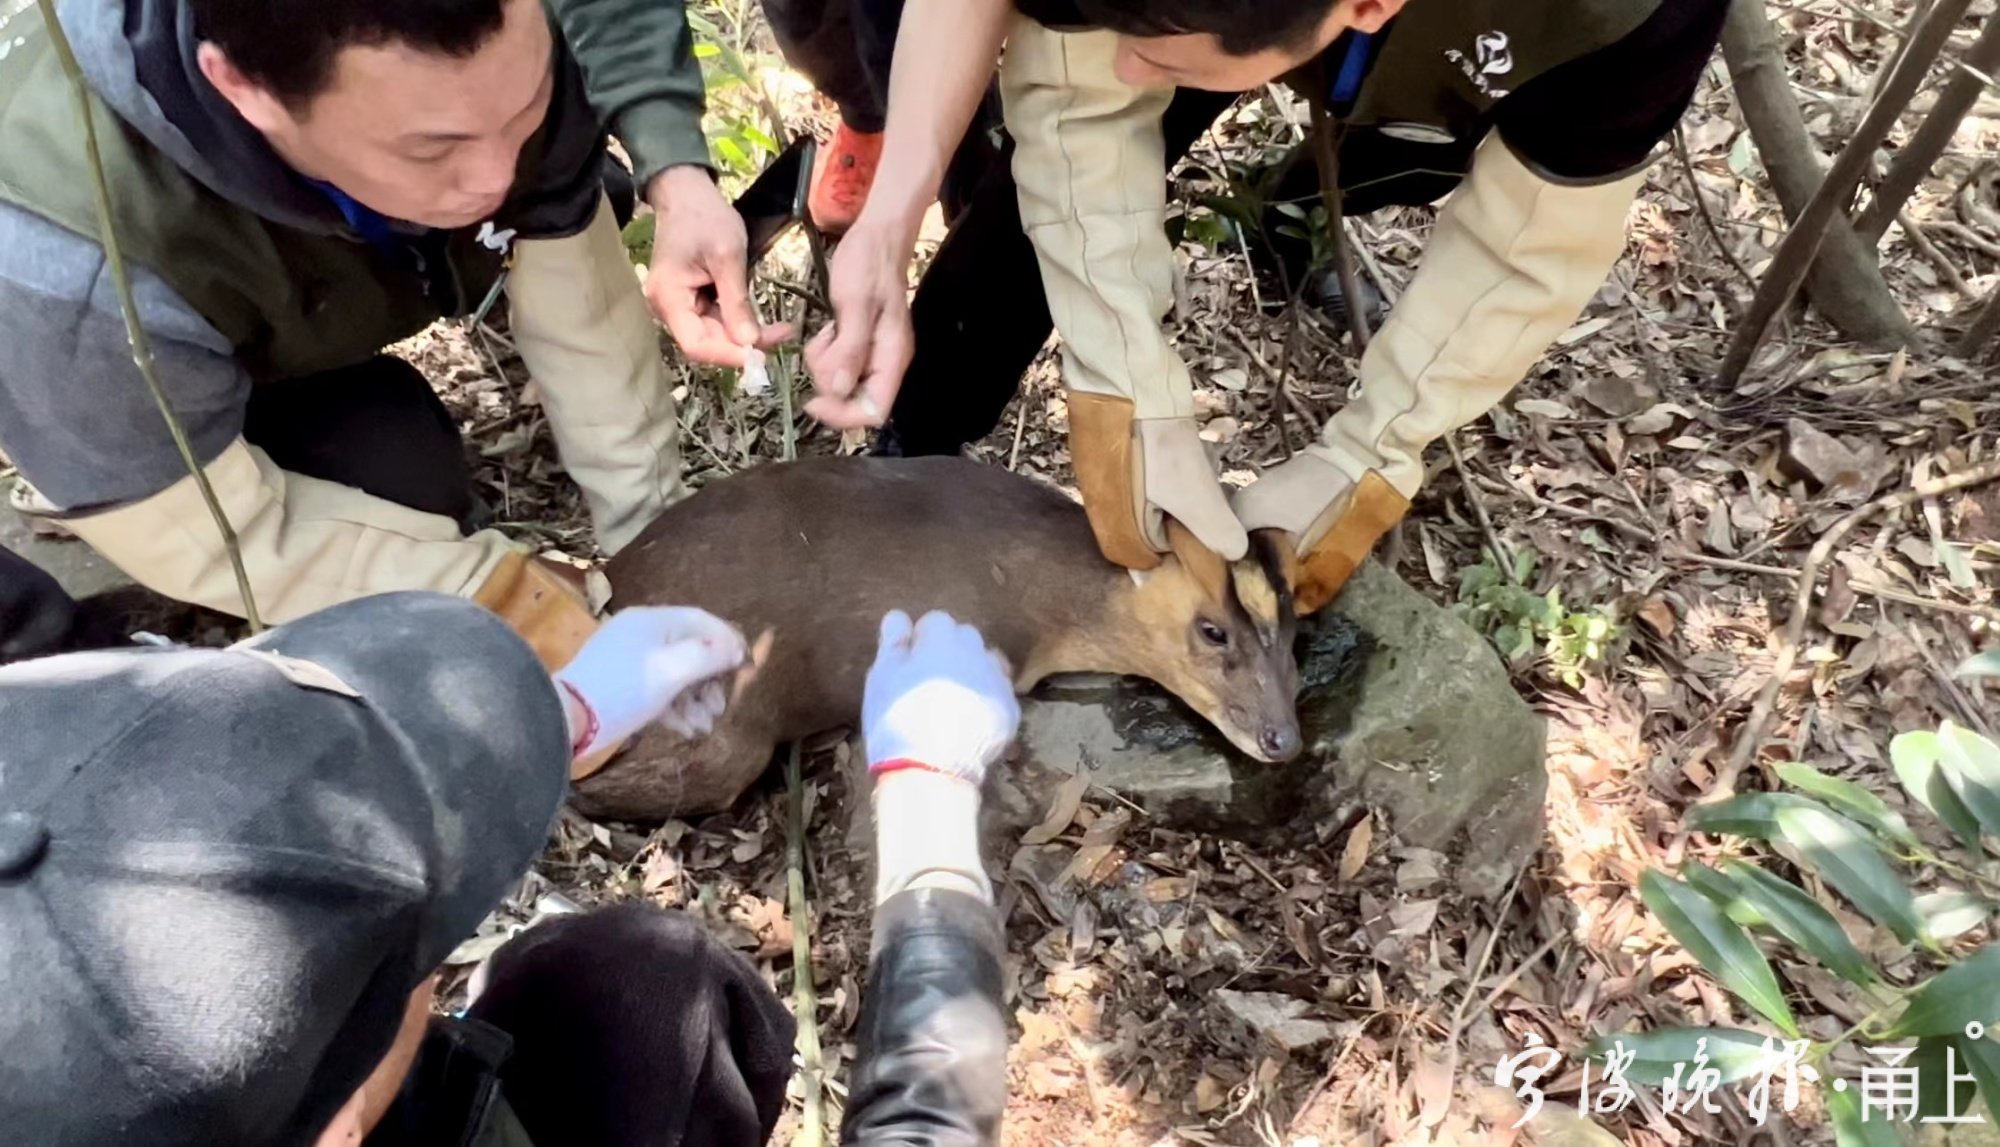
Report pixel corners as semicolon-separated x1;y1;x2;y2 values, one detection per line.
740;347;771;396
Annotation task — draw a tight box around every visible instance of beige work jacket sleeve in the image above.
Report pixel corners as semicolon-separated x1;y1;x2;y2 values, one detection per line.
998;14;1190;423
1234;134;1645;611
508;194;684;556
64;438;520;623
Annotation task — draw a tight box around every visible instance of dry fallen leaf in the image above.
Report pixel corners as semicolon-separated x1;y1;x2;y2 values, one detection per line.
1637;595;1676;638
1021;771;1091;846
1339;817;1374;881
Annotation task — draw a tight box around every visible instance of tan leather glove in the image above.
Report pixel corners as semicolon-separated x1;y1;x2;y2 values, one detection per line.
64;438;597;669
509;193;685;556
1001;14;1245;567
1235;135;1645;612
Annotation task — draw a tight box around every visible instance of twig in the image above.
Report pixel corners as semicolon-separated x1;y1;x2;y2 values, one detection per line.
1898;211;1976;298
1447;436;1515;579
1713;458;2000;797
1346;216;1400;307
1222;325;1310;458
1852;579;2000;624
1666;550;1801;579
1308;105;1372;354
785;743;827;1146
37;0;262;631
1899;615;2000;739
1470;472;1654;542
1449;866;1526;1037
1673;126;1758;291
1470;931;1563;1019
1006;395;1030;471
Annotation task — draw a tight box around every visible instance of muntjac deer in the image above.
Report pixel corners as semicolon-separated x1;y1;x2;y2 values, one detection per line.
572;456;1302;821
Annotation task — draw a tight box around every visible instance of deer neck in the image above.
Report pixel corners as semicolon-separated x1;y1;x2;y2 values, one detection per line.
1015;572;1162;688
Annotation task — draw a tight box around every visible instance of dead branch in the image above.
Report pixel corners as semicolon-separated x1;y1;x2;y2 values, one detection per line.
1713;457;2000;797
1309;104;1373;354
1674;126;1759;290
1718;0;1917;360
786;744;827;1146
1898;211;1976;297
1856;9;2000;242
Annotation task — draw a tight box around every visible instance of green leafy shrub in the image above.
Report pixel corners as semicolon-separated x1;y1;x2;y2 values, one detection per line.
1454;552;1619;687
1597;719;2000;1142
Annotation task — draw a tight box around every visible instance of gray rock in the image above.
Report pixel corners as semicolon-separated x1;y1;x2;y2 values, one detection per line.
987;560;1547;899
1212;989;1336;1053
1;505;131;600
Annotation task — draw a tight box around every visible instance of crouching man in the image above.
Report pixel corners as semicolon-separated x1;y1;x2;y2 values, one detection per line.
0;0;785;668
0;594;1011;1145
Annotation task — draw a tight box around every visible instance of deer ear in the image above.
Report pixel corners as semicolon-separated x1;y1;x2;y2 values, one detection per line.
1252;529;1302;596
1165;517;1230;604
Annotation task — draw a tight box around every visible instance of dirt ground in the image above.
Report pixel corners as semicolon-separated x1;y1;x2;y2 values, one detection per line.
275;3;2000;1144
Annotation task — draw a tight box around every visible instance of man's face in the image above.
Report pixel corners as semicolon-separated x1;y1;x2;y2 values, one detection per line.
1110;0;1407;91
203;0;554;229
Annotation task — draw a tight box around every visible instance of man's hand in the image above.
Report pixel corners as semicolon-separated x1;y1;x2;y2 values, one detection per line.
1137;416;1249;560
804;218;918;428
554;605;748;759
863;610;1020;785
643;165;794;368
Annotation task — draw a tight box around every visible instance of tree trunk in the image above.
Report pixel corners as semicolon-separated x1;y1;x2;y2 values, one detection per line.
1720;0;1912;350
1856;12;2000;243
1719;0;1962;385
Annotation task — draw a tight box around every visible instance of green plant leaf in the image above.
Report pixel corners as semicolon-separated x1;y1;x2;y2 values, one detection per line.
1893;730;1987;854
1936;722;2000;839
1774;803;1925;944
1917;890;1992;943
1955;650;2000;679
1776;763;1919;848
1953;1034;2000;1120
1913;1036;1982;1123
1889;942;2000;1038
1682;861;1765;927
1721;860;1878;987
1828;1085;1904;1147
1639;871;1799;1036
1685;792;1825;839
1578;1027;1777;1087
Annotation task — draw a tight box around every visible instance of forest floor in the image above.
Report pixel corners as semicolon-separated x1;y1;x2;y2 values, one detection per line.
408;3;2000;1144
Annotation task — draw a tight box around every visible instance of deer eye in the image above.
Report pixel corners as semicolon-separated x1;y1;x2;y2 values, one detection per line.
1198;620;1229;647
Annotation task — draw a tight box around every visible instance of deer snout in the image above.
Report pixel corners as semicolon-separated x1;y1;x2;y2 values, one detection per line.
1258;724;1301;762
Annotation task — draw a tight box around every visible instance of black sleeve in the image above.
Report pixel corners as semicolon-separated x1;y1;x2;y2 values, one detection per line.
1493;0;1729;182
841;888;1009;1146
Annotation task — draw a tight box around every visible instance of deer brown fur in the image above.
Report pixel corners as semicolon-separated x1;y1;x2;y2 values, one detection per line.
573;456;1300;822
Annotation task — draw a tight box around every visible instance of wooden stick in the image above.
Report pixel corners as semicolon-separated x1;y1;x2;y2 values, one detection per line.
1673;126;1758;291
786;743;827;1145
1308;104;1372;354
36;0;262;630
1448;436;1515;580
1712;458;2000;797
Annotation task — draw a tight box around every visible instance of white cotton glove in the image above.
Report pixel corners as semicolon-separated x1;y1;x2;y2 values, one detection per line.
862;610;1021;785
553;606;748;760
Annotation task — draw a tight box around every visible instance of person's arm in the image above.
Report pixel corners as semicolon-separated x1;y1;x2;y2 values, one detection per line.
546;0;710;187
840;611;1015;1145
1232;0;1725;614
992;15;1245;568
547;0;790;369
805;0;1011;428
0;208;593;669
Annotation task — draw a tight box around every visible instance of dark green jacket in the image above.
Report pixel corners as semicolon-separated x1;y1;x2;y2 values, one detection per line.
0;0;707;512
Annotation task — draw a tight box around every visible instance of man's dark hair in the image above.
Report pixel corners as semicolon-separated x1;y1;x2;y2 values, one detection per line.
1068;0;1339;56
190;0;511;106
